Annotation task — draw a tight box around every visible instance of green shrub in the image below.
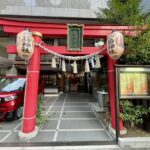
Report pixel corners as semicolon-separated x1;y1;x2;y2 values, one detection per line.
36;94;47;128
120;100;149;125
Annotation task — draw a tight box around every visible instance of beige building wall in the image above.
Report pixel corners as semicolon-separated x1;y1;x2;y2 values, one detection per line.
0;0;107;18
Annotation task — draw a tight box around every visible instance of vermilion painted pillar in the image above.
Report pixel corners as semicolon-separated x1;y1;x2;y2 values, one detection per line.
19;32;42;140
107;56;124;131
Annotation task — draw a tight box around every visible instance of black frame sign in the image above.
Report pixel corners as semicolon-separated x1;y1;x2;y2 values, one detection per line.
67;24;83;51
115;65;150;99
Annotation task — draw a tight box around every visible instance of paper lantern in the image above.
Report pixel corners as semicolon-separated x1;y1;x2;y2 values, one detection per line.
107;31;124;59
16;29;34;60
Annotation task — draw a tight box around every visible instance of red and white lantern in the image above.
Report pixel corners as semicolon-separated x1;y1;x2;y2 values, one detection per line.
107;31;124;59
16;29;34;60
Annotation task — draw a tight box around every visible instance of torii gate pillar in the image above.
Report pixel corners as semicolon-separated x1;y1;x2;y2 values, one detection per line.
107;56;126;134
18;32;42;140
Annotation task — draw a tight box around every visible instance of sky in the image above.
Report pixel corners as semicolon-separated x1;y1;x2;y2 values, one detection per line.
142;0;150;12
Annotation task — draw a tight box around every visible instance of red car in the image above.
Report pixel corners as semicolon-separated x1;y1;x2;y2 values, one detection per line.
0;76;26;121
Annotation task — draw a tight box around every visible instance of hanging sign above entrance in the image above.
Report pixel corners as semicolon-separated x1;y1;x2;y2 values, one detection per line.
67;24;83;51
107;31;124;60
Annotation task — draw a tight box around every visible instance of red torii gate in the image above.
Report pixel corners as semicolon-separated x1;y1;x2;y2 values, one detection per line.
0;18;136;140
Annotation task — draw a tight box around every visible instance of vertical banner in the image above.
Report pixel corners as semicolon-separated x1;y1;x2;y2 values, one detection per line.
67;24;84;51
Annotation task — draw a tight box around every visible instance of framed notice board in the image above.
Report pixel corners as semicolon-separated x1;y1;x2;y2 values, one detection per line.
115;65;150;99
67;24;83;51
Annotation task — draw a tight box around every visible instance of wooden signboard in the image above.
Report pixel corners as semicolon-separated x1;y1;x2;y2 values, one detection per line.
67;24;83;51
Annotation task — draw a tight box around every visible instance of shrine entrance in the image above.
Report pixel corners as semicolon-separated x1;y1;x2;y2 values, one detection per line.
64;73;91;93
0;18;134;143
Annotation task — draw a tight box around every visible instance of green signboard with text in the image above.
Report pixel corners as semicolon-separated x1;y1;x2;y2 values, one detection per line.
67;24;83;51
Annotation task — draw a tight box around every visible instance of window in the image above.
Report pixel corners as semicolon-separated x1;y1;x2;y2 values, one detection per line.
0;78;26;92
44;38;54;46
58;38;67;46
83;39;95;47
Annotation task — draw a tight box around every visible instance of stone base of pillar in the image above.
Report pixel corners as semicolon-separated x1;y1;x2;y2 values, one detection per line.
109;125;127;137
18;126;39;142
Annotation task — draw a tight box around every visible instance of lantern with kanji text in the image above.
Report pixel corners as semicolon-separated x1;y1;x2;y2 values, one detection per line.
107;31;124;60
16;29;34;60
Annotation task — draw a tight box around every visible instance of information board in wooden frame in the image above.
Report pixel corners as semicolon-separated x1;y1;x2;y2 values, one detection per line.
115;65;150;99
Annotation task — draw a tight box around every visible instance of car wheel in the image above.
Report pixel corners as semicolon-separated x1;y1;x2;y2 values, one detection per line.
6;111;14;121
15;105;23;119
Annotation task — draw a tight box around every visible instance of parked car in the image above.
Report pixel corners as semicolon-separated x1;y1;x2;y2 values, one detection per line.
0;76;26;121
0;76;45;121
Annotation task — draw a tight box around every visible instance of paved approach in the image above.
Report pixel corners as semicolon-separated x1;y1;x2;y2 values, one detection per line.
0;93;113;143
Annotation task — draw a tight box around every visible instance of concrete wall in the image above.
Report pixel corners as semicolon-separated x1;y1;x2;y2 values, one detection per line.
0;0;148;18
0;37;15;58
0;0;107;18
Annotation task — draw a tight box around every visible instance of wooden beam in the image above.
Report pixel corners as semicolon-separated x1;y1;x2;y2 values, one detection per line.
3;25;138;37
0;19;140;37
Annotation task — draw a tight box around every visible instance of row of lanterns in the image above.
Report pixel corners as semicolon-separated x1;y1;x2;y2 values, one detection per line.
16;29;124;72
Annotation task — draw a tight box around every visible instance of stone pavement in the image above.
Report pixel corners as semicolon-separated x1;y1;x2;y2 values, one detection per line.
0;93;150;149
0;93;113;143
